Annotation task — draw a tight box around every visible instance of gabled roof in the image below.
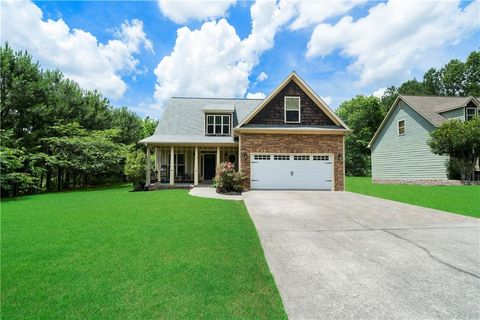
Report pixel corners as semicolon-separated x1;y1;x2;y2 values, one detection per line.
368;95;480;148
139;97;261;144
236;71;350;130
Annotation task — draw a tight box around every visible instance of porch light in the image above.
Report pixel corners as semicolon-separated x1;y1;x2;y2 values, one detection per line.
337;153;343;161
242;151;248;161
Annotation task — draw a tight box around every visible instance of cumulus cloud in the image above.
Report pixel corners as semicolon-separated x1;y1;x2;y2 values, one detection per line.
1;0;152;99
289;0;366;30
157;0;236;23
306;0;480;86
154;1;293;104
246;92;266;99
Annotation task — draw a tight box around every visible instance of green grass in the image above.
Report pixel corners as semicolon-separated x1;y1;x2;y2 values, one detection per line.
346;177;480;218
1;186;286;319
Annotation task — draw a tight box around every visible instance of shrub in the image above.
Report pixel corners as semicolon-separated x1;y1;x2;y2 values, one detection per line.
124;149;145;191
213;162;246;193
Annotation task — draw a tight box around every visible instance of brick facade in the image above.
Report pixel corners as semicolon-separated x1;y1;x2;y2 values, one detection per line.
248;80;336;126
239;133;345;191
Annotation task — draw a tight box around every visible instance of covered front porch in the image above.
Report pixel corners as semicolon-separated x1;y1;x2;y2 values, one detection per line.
144;145;239;187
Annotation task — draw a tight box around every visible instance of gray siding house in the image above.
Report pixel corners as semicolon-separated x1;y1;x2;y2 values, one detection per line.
368;95;479;184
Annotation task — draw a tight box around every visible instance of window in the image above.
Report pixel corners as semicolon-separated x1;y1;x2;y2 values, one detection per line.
274;155;290;160
293;155;310;160
284;96;300;123
253;154;270;160
206;114;230;135
167;154;186;177
397;120;405;135
466;107;477;121
313;155;329;161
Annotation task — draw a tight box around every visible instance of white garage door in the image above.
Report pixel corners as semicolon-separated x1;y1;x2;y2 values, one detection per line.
250;154;333;190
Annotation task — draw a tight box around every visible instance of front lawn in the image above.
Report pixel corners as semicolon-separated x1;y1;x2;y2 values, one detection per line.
1;186;286;319
346;177;480;218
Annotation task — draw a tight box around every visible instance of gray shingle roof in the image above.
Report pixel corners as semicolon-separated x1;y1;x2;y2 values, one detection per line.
139;97;261;144
400;95;478;127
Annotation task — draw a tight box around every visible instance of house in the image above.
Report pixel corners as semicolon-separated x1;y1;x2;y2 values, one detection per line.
139;72;350;191
368;95;480;184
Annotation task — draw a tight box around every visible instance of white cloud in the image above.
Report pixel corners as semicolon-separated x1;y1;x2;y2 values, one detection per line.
256;71;268;82
322;96;333;105
154;1;293;104
246;92;266;99
289;0;366;30
306;0;480;86
372;87;386;98
154;19;248;101
1;0;152;100
157;0;236;23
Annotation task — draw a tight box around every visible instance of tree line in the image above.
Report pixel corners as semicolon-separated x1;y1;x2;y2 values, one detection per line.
1;43;158;196
337;50;480;177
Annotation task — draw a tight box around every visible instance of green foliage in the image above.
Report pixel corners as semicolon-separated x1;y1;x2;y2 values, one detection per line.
428;117;480;182
0;43;156;196
337;96;385;176
213;162;246;193
124;149;146;191
380;50;480;110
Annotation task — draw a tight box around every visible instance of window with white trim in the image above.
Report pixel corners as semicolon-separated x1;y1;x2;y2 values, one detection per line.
167;154;186;177
466;107;477;121
284;96;300;123
206;114;230;135
397;120;406;135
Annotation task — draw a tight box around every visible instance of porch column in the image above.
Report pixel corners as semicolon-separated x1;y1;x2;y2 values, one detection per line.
194;146;199;186
216;146;221;167
169;146;175;186
146;146;151;186
155;147;161;181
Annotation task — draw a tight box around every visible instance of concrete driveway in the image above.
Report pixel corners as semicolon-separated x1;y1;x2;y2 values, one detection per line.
243;191;480;319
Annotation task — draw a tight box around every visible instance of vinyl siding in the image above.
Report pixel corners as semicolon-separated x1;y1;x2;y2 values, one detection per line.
372;101;448;179
440;107;464;120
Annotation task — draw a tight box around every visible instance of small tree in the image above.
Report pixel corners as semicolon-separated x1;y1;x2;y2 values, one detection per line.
428;117;480;182
124;149;146;191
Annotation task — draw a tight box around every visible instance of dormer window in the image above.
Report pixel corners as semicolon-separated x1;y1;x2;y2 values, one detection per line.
206;114;230;135
284;96;300;123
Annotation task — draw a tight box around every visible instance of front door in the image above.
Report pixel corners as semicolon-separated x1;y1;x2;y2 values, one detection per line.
203;154;216;180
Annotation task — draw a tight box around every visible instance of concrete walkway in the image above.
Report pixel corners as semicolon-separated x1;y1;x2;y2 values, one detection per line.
189;186;243;201
243;190;480;320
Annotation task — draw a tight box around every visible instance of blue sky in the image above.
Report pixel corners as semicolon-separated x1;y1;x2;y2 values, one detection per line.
2;0;479;118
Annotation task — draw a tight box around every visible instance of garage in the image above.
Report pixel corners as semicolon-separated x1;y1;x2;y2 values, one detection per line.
250;154;333;190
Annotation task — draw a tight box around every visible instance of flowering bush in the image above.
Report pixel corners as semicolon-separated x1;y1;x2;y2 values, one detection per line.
212;162;246;193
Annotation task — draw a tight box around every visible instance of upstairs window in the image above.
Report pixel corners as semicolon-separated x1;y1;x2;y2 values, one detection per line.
284;96;300;123
397;119;406;135
466;107;477;121
206;114;230;135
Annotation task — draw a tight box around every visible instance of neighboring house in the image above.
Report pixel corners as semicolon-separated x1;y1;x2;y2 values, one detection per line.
139;72;350;191
368;95;480;184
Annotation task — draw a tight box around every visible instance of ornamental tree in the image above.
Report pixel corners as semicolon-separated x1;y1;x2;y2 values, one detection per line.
428;117;480;182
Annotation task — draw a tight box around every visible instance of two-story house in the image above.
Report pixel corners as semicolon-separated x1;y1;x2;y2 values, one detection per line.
139;72;350;190
368;95;480;184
